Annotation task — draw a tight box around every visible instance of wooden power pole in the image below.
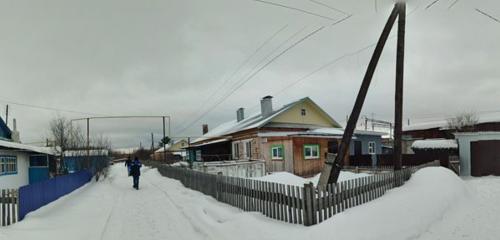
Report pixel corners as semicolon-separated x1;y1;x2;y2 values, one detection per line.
318;2;406;188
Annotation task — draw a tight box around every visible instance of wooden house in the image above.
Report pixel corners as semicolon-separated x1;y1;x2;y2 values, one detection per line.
187;96;383;177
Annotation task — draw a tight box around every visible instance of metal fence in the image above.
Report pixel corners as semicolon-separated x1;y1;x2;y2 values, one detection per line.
18;170;92;220
157;160;440;226
0;189;18;226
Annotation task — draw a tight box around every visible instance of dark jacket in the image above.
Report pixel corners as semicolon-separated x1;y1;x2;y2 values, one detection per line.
130;160;142;177
125;159;132;167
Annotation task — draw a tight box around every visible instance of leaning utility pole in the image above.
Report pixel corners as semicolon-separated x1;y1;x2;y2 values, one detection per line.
318;2;406;188
394;2;406;171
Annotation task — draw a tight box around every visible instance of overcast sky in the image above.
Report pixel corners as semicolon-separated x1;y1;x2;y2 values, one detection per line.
0;0;499;148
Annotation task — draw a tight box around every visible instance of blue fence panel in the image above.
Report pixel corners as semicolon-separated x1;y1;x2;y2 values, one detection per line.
18;170;92;220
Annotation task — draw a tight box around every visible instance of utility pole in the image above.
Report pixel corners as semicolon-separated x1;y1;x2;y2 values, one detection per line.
5;105;8;127
151;133;154;151
394;2;406;171
318;2;406;188
86;118;90;170
162;116;166;161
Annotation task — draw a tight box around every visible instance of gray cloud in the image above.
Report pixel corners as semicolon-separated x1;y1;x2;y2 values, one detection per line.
0;0;498;147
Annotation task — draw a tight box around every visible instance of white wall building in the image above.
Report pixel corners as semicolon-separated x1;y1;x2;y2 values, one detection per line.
454;132;500;177
0;140;54;189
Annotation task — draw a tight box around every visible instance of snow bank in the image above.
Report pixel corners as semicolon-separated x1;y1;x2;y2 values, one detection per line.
170;161;189;167
1;166;471;240
412;139;458;149
305;167;470;240
250;171;371;186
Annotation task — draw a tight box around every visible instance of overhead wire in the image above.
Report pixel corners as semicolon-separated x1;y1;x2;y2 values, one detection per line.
252;0;337;21
475;8;500;24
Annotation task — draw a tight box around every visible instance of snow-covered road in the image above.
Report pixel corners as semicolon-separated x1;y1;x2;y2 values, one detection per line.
1;165;499;240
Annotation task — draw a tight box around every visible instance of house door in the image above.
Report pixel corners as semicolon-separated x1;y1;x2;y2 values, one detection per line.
471;140;500;177
328;140;339;154
354;141;363;155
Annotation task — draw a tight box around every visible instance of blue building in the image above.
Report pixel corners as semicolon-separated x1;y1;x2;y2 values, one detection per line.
63;149;110;174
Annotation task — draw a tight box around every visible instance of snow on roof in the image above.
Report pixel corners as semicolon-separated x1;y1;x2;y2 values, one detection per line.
404;113;500;132
190;138;230;147
411;139;458;149
309;128;344;135
0;139;56;155
193;98;309;143
64;149;109;157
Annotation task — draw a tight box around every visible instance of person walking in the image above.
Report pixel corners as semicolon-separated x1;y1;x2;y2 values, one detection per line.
130;156;142;190
124;156;132;176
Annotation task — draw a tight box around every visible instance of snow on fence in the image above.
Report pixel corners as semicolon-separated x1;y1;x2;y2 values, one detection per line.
0;189;18;226
156;160;440;226
18;170;92;221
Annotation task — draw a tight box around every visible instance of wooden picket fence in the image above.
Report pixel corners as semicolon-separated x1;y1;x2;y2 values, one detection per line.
0;189;18;226
157;160;440;226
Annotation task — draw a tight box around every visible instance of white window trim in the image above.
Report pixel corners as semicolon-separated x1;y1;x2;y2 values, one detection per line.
368;141;376;155
271;145;284;160
304;145;320;160
232;142;240;160
244;140;252;159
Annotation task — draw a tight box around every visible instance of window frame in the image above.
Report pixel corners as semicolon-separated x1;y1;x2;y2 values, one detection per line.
232;142;240;160
368;141;376;155
303;144;320;160
270;144;284;160
0;155;18;176
244;141;252;159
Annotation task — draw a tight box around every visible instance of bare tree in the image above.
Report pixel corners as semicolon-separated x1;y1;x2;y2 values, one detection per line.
49;116;85;173
447;112;479;132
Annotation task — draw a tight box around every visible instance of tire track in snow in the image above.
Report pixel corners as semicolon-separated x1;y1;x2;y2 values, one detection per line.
144;175;213;240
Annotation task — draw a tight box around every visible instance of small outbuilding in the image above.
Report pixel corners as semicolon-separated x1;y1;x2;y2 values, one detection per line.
454;132;500;177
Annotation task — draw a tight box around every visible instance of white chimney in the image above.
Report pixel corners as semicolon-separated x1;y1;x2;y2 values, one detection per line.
11;118;20;143
236;108;245;122
260;96;273;118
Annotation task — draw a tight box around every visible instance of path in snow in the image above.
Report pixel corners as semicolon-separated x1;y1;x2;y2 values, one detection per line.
1;166;498;240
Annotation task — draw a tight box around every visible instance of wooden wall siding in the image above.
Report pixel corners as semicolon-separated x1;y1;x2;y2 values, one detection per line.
260;139;294;173
292;138;329;177
154;160;440;226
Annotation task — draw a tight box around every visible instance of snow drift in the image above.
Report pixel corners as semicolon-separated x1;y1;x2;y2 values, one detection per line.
1;166;470;240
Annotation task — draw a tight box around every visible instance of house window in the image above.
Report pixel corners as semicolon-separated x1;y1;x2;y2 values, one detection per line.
271;145;284;160
368;141;376;154
304;144;320;159
245;141;252;159
301;109;307;116
232;142;240;160
195;150;202;161
0;155;17;175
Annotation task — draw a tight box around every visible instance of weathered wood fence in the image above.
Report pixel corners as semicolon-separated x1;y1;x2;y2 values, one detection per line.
157;160;440;226
0;189;18;226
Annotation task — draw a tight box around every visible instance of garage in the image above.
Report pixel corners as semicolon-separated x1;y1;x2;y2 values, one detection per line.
471;140;500;176
455;132;500;176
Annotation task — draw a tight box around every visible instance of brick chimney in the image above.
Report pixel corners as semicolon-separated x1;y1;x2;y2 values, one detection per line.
202;124;209;135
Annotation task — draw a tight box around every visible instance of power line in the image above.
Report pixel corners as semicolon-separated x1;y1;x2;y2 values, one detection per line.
475;8;500;24
176;26;307;133
448;0;459;10
308;0;351;16
252;0;337;21
425;0;442;10
178;25;327;134
0;97;104;116
179;24;289;128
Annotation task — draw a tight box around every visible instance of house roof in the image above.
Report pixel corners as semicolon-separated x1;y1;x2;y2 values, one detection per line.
256;128;384;138
0;139;55;155
155;139;188;153
193;97;341;144
0;117;12;140
403;113;500;132
411;139;458;149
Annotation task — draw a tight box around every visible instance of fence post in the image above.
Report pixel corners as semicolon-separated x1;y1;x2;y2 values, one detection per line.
303;182;315;226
